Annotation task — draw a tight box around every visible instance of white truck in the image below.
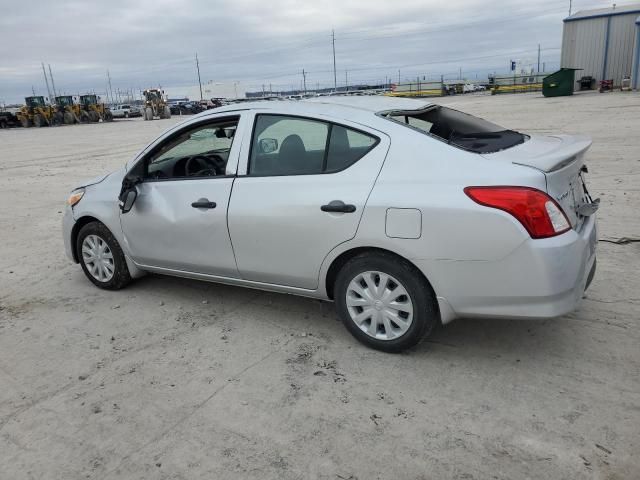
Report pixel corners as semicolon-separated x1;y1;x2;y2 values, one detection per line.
110;104;141;118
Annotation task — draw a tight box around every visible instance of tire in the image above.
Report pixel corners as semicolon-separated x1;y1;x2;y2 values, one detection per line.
144;107;153;120
76;221;132;290
89;110;100;122
124;111;128;118
52;112;63;126
80;111;90;123
33;114;43;127
63;112;74;124
20;117;32;128
104;111;113;122
163;106;171;119
334;252;439;353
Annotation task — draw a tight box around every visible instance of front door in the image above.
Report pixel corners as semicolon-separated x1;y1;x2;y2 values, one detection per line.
121;115;244;277
228;113;389;289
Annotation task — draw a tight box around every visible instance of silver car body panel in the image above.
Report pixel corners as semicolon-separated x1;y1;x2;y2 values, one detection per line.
118;112;250;277
64;97;597;324
228;109;391;289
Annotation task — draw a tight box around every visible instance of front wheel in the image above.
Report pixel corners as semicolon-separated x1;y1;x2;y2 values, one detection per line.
334;252;439;353
77;221;132;290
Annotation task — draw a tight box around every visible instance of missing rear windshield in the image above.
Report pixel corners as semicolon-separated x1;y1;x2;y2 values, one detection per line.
382;106;527;153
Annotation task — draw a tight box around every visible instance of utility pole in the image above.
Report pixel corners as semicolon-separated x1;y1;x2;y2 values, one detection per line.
48;64;58;99
332;29;337;91
537;44;541;73
302;69;307;94
41;63;52;101
459;67;462;80
32;85;36;96
345;70;348;91
195;53;203;101
107;70;114;105
398;69;401;84
569;0;572;16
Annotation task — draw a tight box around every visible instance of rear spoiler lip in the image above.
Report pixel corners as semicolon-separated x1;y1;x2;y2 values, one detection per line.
482;134;593;173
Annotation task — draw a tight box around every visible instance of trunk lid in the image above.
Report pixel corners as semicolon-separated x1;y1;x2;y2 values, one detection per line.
482;134;595;228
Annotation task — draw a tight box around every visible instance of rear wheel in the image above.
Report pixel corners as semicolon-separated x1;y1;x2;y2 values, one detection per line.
63;112;74;124
77;222;132;290
104;111;113;122
80;111;90;123
163;106;171;119
33;114;44;127
20;117;32;128
334;252;439;352
89;110;100;122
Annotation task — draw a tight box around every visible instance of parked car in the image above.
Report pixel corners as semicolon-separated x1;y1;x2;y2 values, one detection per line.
463;83;486;93
63;97;598;352
110;104;141;118
169;102;205;115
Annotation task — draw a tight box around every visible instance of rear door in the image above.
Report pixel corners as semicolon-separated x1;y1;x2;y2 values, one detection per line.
228;112;390;289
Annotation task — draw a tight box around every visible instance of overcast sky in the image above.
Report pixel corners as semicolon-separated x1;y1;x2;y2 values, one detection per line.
0;0;614;103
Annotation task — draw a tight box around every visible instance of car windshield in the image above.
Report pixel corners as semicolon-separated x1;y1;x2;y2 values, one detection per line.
383;105;527;153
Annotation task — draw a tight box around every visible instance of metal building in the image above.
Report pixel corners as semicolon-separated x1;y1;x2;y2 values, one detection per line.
561;4;640;89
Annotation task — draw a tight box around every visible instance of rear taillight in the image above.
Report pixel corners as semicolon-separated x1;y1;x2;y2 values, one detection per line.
464;186;571;239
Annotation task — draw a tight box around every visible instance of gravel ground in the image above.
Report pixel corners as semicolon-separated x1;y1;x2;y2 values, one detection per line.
1;91;639;480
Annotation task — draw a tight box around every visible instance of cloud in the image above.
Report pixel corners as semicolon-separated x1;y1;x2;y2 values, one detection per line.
0;0;605;103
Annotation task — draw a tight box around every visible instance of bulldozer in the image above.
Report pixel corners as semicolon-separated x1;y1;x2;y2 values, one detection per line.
16;96;59;127
142;88;171;120
79;94;113;122
54;95;83;124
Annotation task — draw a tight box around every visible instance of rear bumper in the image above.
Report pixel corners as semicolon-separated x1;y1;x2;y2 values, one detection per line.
421;215;597;322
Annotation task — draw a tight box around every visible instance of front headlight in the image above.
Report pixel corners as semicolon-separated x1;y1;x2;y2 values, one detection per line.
67;189;85;207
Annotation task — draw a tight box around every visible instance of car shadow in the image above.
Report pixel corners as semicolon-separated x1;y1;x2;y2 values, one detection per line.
126;273;569;361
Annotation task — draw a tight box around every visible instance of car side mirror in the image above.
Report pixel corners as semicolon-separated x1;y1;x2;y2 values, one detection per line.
119;188;138;213
259;138;278;154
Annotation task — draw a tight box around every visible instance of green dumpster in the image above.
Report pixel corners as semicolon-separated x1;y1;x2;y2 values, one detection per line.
543;68;579;97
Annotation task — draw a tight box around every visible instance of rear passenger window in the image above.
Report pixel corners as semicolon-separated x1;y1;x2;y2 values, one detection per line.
249;114;378;176
326;125;377;173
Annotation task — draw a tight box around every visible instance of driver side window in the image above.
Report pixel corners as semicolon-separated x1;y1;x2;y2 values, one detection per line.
146;117;238;180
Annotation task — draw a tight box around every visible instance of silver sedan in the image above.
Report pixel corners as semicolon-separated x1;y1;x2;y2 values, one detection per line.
63;97;598;352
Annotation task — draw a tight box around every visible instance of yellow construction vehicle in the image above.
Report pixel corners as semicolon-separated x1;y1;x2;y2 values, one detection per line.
79;95;113;122
16;96;59;127
142;88;171;120
54;95;83;124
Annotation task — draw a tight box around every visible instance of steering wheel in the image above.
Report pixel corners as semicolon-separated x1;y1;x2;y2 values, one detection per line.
185;155;221;177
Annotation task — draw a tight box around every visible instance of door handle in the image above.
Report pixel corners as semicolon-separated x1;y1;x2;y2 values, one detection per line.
321;200;356;213
191;199;217;209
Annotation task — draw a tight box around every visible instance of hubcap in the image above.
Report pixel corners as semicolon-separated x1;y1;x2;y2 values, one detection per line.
81;235;114;282
346;271;414;341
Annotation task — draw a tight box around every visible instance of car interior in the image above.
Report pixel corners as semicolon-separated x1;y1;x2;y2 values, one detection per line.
388;106;527;153
146;121;237;179
250;119;376;176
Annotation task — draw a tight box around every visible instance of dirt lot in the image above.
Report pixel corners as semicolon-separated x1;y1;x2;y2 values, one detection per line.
1;92;639;480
